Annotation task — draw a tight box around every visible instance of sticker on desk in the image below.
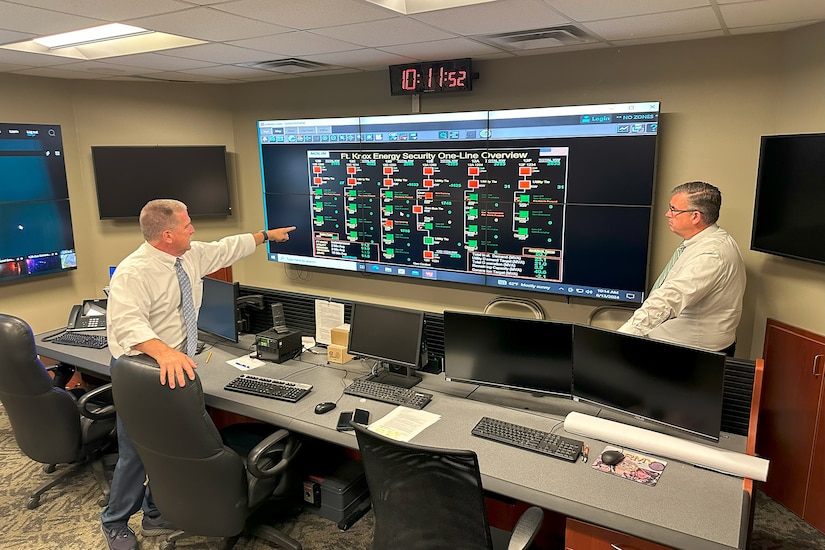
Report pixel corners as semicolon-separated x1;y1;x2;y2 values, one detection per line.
591;446;667;487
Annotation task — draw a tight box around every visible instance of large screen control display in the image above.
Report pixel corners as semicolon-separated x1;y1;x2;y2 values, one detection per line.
258;102;659;303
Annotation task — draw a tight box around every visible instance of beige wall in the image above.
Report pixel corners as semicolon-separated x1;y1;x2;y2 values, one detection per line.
1;24;822;359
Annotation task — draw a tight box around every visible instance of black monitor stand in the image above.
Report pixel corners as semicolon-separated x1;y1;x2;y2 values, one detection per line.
366;363;421;389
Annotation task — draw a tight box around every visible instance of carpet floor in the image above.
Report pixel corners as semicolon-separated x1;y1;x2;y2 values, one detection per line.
1;404;823;549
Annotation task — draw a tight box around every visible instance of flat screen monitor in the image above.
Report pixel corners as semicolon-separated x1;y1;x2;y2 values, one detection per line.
257;101;659;304
572;325;726;441
91;145;231;219
197;277;240;343
347;302;425;388
750;132;825;265
0;122;77;283
443;311;573;397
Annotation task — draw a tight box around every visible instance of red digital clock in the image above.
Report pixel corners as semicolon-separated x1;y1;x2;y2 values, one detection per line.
389;58;473;95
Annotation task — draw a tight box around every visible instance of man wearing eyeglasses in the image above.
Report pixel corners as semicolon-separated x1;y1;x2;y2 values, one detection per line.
618;181;745;355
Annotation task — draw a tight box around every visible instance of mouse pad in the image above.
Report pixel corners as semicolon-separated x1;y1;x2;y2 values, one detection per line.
591;445;667;487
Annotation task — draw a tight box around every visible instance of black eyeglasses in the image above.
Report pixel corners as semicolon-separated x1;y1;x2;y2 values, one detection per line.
667;205;698;216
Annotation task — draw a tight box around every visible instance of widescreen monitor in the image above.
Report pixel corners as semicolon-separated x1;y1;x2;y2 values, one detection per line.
197;277;240;343
91;145;231;219
572;325;726;441
443;311;573;397
257;101;659;304
347;302;425;388
0;122;77;283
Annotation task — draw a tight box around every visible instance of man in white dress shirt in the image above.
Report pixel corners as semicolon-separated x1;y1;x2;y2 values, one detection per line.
101;199;294;550
618;181;746;355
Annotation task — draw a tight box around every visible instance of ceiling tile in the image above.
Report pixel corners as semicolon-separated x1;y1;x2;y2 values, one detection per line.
97;51;218;71
720;0;825;29
544;0;709;22
129;6;292;42
412;0;569;35
6;0;191;21
0;2;101;35
583;7;721;41
213;0;394;29
162;42;275;64
381;37;503;59
313;16;454;47
229;31;362;57
302;48;419;69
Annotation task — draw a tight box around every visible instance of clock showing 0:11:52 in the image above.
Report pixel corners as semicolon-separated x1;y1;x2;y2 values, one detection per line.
389;58;474;95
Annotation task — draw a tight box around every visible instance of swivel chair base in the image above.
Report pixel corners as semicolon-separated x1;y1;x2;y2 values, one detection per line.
27;450;117;509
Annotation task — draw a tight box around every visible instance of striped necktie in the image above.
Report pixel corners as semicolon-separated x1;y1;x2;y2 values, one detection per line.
651;242;686;291
174;258;198;357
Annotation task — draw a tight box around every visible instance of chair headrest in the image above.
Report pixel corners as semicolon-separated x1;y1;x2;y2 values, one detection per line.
0;314;56;394
111;354;224;458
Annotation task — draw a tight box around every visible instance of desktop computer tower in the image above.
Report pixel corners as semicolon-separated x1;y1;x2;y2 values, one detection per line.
254;329;302;363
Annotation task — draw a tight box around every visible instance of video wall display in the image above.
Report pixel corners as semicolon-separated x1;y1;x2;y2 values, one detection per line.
258;102;659;303
0;122;76;283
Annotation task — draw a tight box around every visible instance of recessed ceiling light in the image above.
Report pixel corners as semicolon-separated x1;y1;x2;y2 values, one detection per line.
365;0;495;15
1;24;205;61
34;23;152;50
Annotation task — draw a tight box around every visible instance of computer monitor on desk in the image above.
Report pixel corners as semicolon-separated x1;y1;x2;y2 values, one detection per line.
198;278;240;344
347;302;425;389
572;325;726;442
443;311;573;397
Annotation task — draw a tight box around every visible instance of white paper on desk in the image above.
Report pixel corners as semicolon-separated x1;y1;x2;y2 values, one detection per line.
369;406;441;442
314;300;344;345
226;355;265;371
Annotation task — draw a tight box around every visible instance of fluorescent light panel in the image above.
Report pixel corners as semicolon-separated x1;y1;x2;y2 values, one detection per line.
34;23;151;50
365;0;495;15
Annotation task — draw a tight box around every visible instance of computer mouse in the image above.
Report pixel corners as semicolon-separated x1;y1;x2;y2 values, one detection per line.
600;449;625;466
314;401;337;415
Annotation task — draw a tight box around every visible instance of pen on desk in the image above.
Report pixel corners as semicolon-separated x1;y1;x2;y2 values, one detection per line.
582;445;589;463
206;351;212;363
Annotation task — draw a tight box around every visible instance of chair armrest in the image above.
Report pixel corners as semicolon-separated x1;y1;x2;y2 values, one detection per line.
78;383;116;420
246;429;302;479
507;506;543;550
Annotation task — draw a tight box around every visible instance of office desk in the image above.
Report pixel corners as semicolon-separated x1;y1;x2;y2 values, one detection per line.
36;330;751;550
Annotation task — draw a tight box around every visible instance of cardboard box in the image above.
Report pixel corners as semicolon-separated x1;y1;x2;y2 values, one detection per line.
327;343;353;364
330;323;350;346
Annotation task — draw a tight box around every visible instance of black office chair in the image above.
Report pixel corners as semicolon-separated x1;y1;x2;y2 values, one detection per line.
110;354;304;550
0;313;116;509
351;422;544;550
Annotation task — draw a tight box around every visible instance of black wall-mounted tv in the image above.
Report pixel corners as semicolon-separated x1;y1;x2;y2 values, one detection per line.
257;102;660;304
0;122;77;283
751;132;825;266
91;145;232;219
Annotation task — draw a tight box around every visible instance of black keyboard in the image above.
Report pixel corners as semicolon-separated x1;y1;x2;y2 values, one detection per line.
471;416;583;462
224;373;312;403
46;331;108;349
343;379;432;410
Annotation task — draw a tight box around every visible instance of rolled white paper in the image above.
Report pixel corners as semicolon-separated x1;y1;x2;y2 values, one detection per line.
564;411;769;481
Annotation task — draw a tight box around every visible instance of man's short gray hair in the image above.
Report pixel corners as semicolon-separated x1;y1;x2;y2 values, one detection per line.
139;199;187;242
